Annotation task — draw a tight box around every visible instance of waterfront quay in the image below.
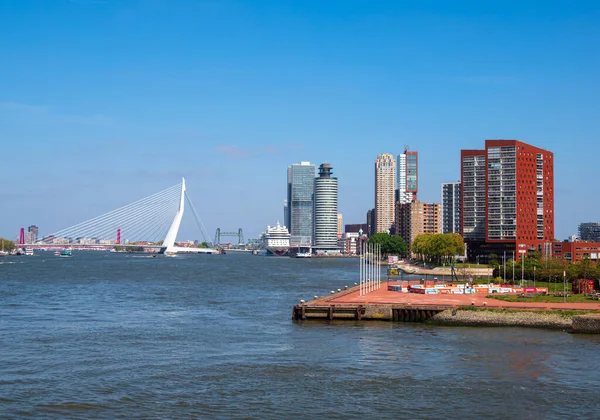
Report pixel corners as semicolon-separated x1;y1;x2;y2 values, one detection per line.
396;262;493;277
293;281;600;333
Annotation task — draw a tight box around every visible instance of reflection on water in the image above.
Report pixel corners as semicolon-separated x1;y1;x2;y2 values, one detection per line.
1;252;600;418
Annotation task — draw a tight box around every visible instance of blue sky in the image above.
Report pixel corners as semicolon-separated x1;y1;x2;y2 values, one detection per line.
1;0;598;241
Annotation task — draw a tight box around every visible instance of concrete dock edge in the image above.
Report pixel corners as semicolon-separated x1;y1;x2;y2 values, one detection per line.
571;314;600;334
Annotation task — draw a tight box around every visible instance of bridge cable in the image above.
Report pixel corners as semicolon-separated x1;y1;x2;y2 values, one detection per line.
54;190;178;243
185;192;210;244
43;182;182;244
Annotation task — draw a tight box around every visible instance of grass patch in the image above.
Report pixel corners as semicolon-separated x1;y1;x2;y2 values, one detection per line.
494;281;570;290
486;294;593;304
456;306;599;317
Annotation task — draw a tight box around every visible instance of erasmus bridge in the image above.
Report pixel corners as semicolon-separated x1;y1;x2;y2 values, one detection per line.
25;178;217;255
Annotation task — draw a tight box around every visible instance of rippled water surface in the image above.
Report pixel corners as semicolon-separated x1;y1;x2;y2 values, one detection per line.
2;252;600;419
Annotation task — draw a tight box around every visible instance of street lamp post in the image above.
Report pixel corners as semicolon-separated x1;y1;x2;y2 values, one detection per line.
563;270;567;304
521;254;525;287
503;251;506;284
512;251;515;285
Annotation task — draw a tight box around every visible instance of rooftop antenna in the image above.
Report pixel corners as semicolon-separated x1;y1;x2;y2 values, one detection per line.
404;144;409;153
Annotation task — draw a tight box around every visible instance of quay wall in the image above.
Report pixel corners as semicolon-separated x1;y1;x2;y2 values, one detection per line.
363;304;393;320
572;314;600;333
293;303;600;333
431;309;572;330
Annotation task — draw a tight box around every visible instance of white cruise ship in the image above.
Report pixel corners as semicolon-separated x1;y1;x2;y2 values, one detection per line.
262;222;290;256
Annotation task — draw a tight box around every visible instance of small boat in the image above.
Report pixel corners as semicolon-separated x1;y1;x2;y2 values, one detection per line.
295;251;312;258
25;248;34;256
54;251;60;256
59;249;72;257
292;245;312;258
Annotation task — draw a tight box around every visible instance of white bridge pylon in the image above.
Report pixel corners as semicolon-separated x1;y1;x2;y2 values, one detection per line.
161;177;216;255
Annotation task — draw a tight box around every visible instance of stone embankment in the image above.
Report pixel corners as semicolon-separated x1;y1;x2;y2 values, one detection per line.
431;309;572;330
571;314;600;333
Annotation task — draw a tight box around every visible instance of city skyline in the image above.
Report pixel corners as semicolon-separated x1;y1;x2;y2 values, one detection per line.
4;139;594;244
1;1;598;241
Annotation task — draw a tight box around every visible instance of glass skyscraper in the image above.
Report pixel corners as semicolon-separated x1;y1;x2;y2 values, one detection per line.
579;222;600;242
313;163;338;249
396;147;418;204
287;161;316;244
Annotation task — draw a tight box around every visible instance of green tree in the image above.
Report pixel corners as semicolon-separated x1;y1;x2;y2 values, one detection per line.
0;238;15;251
197;241;209;248
412;233;465;264
448;233;465;257
577;257;596;280
489;253;500;267
387;235;408;257
125;246;144;253
368;233;407;257
412;233;433;262
527;250;542;265
426;235;444;263
439;234;462;263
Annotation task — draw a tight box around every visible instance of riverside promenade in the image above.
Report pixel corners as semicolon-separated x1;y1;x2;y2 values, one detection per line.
325;284;600;310
292;282;600;332
396;262;493;277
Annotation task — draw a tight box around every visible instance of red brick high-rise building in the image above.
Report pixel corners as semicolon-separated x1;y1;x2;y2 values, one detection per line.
461;140;554;262
396;200;442;255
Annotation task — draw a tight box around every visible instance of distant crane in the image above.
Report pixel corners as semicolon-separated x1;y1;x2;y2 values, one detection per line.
214;228;244;246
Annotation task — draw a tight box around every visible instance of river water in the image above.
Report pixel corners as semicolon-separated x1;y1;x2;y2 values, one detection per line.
1;252;600;419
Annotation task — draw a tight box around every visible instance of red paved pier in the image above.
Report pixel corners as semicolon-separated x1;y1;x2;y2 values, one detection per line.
313;283;600;311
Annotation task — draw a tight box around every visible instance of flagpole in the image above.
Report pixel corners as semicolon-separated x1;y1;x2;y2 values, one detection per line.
377;243;381;289
369;243;372;293
359;242;363;296
368;243;371;293
358;244;365;296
